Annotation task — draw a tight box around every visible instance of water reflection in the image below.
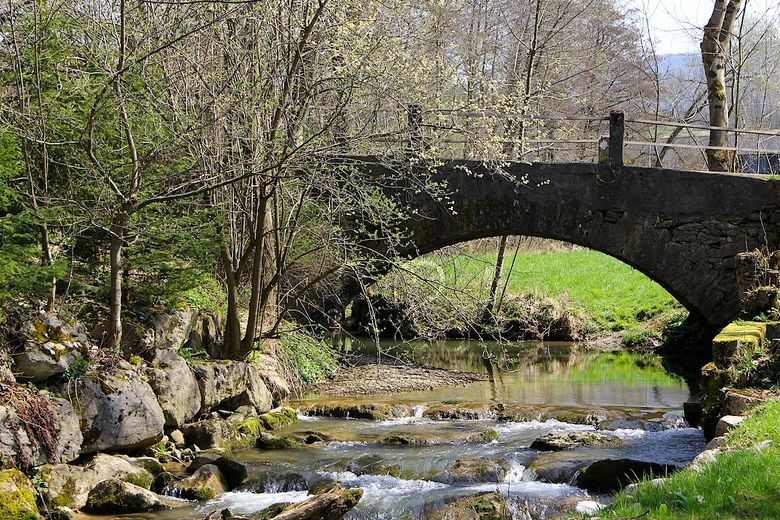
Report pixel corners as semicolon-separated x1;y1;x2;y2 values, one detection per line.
312;338;691;411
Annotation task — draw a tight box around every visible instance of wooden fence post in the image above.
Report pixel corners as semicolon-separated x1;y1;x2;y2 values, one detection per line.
609;110;624;172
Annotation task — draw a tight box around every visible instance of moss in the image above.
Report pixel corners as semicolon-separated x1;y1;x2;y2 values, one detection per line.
258;407;297;431
188;486;216;500
468;428;498;443
0;469;40;520
712;322;766;367
237;417;263;436
123;472;153;490
255;432;301;449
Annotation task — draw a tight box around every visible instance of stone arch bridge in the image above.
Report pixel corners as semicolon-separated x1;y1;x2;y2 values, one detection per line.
343;157;780;329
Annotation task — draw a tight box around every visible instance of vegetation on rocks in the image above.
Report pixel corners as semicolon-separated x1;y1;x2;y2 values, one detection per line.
0;468;40;520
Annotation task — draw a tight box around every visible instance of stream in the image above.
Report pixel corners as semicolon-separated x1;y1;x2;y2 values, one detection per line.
135;340;706;519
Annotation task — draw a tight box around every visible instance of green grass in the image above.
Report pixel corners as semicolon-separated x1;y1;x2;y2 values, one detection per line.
600;400;780;520
435;250;681;332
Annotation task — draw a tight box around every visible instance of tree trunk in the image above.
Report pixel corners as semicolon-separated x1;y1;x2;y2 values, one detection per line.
108;212;128;351
221;249;243;359
701;0;742;171
483;236;508;321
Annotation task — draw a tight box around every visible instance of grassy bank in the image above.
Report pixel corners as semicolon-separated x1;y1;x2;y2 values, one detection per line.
441;250;680;331
599;400;780;519
373;249;682;339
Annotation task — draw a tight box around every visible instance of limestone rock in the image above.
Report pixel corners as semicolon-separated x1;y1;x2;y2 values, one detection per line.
170;429;185;445
182;418;244;450
722;389;764;416
0;396;82;468
256;432;301;450
13;314;89;383
145;349;201;427
0;468;41;520
151;308;197;350
530;430;622;451
426;491;506;520
302;402;412;421
71;368;165;454
690;449;720;471
575;501;607;515
704;436;727;451
40;453;155;510
347;454;401;478
576;459;679;493
187;312;223;357
433;458;509;484
192;361;273;413
269;484;363;520
84;479;165;513
167;464;227;500
249;352;291;405
714;415;745;437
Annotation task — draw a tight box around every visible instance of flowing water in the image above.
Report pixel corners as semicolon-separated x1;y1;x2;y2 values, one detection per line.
133;340;705;520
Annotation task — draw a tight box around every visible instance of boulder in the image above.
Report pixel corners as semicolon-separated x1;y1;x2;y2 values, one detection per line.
347;454;401;478
689;449;720;472
465;429;498;443
576;459;679;493
13;314;90;383
258;407;298;430
183;418;248;450
0;396;82;468
530;431;622;451
39;453;155;510
248;352;291;405
192;362;273;413
0;468;41;520
714;415;745;437
145;349;201;427
214;457;248;489
256;432;301;450
269;484;362;520
433;458;509;484
722;389;763;416
151;308;197;350
426;491;506;520
528;452;594;484
186;312;223;356
170;429;186;446
167;464;227;500
71;367;165;454
84;479;166;513
301;402;412;421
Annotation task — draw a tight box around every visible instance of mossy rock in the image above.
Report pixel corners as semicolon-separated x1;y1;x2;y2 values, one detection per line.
0;469;41;520
466;429;499;443
256;432;301;449
348;454;401;478
529;431;622;451
712;322;766;368
258;407;298;430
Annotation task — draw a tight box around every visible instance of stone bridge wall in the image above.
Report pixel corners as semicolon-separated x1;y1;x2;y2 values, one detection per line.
350;158;780;328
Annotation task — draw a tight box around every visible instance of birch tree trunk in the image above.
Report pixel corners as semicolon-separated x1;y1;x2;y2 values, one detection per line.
701;0;742;171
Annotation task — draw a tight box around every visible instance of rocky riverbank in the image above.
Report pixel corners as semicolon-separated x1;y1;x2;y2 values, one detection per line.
0;308;363;519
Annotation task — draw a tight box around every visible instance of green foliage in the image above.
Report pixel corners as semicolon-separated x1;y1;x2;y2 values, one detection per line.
622;328;660;348
600;400;780;520
62;358;90;381
278;327;338;385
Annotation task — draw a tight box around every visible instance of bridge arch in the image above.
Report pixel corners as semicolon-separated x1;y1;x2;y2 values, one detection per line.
351;158;780;328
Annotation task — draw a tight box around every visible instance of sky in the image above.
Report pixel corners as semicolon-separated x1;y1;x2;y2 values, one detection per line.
630;0;780;55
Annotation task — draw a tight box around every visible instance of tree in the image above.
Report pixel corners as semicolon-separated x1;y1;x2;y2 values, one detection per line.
701;0;743;171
